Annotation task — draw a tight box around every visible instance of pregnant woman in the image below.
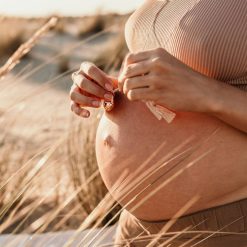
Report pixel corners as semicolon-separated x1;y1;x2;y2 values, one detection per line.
70;0;247;246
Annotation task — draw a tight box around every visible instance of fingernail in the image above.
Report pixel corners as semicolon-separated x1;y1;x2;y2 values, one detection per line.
75;107;81;115
105;83;113;92
104;93;113;101
118;75;124;83
71;72;77;81
73;74;82;84
92;100;101;107
81;111;89;118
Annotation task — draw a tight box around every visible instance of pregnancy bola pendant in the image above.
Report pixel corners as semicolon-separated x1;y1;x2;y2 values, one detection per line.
103;89;118;112
103;99;114;112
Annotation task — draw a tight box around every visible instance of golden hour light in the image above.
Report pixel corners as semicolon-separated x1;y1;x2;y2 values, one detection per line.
0;0;247;246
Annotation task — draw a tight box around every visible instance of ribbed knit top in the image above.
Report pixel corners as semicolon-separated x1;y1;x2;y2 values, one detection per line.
125;0;247;91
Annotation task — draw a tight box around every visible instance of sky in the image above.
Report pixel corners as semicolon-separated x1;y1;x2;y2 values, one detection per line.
0;0;144;17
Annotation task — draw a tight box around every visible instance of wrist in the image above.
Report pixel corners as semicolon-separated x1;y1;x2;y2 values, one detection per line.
195;74;223;114
203;78;224;115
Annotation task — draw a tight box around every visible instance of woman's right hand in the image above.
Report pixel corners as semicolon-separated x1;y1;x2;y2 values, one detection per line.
70;62;116;118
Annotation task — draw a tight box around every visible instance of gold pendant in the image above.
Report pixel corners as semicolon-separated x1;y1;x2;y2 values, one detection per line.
103;89;119;112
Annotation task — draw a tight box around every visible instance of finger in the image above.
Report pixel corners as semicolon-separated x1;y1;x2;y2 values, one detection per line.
71;102;90;118
119;61;151;92
118;54;129;92
126;48;164;64
72;73;110;100
119;53;128;75
127;87;154;101
107;75;119;89
118;77;124;93
125;51;151;65
70;91;102;108
120;61;152;81
123;76;151;94
70;83;79;93
70;83;83;98
125;48;166;64
79;62;114;92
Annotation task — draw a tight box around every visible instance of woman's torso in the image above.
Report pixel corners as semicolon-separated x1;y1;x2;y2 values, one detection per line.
125;0;247;89
95;0;247;221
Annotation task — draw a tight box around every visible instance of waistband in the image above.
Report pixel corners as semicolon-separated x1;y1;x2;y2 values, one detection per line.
138;198;247;238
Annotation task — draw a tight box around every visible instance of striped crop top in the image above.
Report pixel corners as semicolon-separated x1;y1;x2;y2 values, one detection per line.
125;0;247;91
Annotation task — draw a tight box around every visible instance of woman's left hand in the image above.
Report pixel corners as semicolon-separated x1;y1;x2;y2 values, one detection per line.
118;48;217;113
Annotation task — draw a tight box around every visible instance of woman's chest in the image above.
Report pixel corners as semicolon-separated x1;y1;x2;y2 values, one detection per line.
125;0;247;81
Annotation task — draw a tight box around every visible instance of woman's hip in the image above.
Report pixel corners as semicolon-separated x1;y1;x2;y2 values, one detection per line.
114;198;247;247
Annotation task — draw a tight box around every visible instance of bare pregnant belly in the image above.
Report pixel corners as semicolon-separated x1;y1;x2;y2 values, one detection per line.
95;92;247;221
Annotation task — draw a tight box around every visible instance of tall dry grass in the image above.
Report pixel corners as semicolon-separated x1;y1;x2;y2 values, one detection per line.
0;8;232;247
0;13;125;237
0;17;57;79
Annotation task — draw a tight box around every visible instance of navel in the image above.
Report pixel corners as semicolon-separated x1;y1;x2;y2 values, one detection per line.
102;133;114;147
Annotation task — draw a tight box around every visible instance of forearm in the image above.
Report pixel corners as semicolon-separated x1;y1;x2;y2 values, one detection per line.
205;78;247;133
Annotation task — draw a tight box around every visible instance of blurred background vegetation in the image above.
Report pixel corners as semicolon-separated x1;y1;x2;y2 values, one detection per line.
0;12;129;235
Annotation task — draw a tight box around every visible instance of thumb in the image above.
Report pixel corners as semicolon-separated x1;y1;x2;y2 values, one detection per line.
118;53;130;92
107;75;118;89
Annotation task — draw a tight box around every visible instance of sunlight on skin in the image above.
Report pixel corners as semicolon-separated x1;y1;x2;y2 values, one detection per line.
80;141;194;245
1;2;246;246
81;127;224;246
84;138;210;245
47;141;174;245
89;157;205;246
79;145;212;246
128;149;213;214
